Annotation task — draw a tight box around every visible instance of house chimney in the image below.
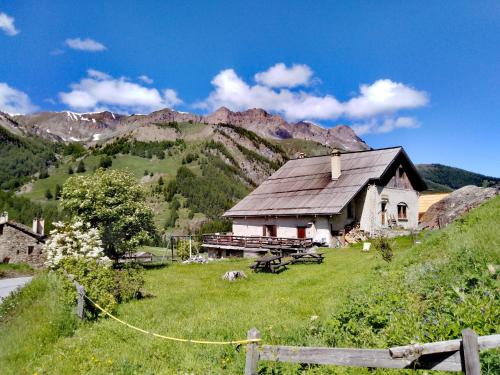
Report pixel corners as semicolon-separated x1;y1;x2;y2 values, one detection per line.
331;149;341;179
0;211;7;224
32;218;45;236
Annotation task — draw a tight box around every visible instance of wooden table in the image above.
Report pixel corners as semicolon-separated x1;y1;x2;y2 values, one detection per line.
250;255;290;273
290;253;324;264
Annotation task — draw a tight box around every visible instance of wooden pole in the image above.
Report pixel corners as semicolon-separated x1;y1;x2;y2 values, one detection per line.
462;328;481;375
75;282;85;319
245;328;261;375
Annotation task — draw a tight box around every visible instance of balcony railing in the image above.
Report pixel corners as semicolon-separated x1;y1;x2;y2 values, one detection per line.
202;234;313;250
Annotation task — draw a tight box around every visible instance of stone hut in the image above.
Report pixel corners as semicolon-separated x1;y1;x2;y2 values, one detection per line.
0;212;46;267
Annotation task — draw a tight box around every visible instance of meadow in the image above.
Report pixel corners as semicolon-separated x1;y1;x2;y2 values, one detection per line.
0;197;499;374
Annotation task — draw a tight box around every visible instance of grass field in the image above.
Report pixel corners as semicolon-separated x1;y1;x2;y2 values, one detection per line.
1;197;498;374
0;239;412;374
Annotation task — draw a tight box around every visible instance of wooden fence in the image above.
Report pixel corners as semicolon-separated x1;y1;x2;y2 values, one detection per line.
245;328;500;375
202;234;313;250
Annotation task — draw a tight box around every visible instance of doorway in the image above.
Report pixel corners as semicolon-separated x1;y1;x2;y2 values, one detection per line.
297;226;307;239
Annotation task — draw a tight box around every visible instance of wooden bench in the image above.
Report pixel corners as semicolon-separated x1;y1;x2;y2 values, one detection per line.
290;253;324;264
270;260;291;273
250;255;290;273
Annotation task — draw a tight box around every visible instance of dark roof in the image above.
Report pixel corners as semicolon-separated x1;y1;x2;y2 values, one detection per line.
3;221;46;242
224;147;426;218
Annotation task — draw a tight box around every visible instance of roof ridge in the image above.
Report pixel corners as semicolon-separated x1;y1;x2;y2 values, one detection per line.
290;146;403;160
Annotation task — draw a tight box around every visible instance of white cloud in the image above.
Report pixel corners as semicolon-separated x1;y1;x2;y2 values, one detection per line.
0;12;19;36
65;38;106;52
199;66;428;125
138;75;154;84
344;79;428;118
352;116;421;136
0;82;37;114
59;69;182;113
254;63;313;88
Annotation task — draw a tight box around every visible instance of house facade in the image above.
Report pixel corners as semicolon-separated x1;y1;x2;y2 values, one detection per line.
0;212;46;267
220;147;426;251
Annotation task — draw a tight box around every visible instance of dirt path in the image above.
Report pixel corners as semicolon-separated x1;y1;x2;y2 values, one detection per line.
0;277;32;302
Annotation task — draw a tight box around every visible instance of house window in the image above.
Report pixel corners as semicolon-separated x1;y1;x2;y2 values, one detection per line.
381;201;387;225
398;167;405;179
347;202;354;219
263;225;277;237
28;246;34;255
397;203;408;220
0;225;3;235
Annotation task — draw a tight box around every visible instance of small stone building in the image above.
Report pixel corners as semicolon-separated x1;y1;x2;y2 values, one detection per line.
0;212;46;267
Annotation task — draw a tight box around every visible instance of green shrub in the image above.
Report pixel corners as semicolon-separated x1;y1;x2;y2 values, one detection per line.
98;155;112;169
373;236;394;262
114;263;145;302
176;238;200;259
58;259;145;317
58;258;118;317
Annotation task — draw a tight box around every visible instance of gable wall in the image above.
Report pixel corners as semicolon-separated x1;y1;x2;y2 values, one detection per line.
0;224;45;267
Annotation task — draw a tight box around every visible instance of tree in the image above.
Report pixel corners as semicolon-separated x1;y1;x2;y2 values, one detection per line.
54;184;62;200
61;169;155;258
76;159;86;173
45;189;53;200
39;169;49;179
158;176;164;186
98;155;113;169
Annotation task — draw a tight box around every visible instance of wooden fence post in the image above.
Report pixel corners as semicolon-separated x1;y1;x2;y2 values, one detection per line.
245;328;261;375
75;282;85;319
462;328;481;375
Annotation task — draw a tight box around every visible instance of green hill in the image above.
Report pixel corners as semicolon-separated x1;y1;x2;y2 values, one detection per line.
5;122;286;234
0;125;59;190
417;163;500;192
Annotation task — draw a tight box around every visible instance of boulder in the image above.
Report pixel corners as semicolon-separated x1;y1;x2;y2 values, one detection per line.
222;271;247;281
419;185;497;230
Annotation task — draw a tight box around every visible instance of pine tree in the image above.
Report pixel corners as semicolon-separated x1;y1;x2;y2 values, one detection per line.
45;189;53;200
54;184;62;200
76;160;86;173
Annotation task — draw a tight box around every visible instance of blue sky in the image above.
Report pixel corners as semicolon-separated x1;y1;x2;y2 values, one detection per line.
0;0;499;176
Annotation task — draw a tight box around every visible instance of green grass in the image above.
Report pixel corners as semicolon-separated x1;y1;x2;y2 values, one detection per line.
0;242;411;374
277;138;331;157
0;273;78;374
0;263;34;278
1;198;498;374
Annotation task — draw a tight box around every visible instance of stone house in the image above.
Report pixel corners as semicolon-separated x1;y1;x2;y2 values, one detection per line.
0;212;46;267
207;147;426;256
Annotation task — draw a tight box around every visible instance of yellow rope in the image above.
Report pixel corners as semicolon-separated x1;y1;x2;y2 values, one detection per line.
83;294;261;346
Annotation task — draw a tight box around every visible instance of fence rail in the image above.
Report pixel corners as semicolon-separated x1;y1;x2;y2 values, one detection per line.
202;234;313;250
245;328;499;375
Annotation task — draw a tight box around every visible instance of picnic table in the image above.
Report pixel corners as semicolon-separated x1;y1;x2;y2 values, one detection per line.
250;255;290;273
290;252;324;264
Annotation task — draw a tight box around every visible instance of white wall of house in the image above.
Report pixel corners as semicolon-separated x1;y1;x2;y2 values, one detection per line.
232;216;336;246
359;184;419;234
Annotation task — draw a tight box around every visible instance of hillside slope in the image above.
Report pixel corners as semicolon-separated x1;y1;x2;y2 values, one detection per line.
0;121;59;190
417;163;499;192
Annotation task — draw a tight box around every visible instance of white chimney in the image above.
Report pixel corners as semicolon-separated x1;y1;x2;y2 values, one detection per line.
32;218;45;236
331;149;341;179
0;211;7;224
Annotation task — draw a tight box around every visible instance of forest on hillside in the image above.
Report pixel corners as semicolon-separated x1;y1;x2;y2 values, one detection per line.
417;163;500;192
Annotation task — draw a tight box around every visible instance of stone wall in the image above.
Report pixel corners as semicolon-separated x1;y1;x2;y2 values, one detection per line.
0;224;45;267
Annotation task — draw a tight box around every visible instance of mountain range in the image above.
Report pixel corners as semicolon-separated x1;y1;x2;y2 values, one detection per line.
1;107;369;151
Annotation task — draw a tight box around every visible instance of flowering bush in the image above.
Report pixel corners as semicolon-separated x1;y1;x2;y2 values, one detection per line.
44;221;111;269
44;221;144;317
